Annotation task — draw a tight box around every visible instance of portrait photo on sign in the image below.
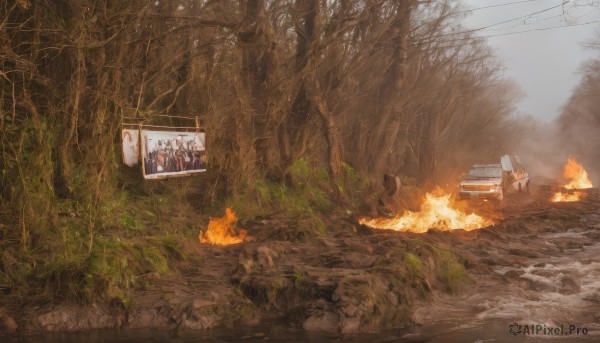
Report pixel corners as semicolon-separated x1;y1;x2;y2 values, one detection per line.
122;129;140;167
141;130;206;179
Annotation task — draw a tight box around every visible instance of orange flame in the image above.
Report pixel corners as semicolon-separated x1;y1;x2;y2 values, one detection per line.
552;158;593;202
199;208;247;245
359;193;493;233
563;158;593;189
551;191;583;202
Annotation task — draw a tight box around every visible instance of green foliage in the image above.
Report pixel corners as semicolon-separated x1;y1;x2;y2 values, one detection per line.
133;245;169;275
337;162;377;212
230;159;334;219
121;213;136;229
0;224;194;304
432;247;470;294
291;272;304;286
229;159;376;224
403;252;423;277
289;158;311;185
265;213;327;242
160;235;187;262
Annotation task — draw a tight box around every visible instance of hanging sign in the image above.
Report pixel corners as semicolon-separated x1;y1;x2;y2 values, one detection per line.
122;129;140;167
140;130;206;179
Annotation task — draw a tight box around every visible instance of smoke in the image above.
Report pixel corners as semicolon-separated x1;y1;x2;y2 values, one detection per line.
507;57;600;187
511;119;565;183
553;59;600;185
511;115;599;187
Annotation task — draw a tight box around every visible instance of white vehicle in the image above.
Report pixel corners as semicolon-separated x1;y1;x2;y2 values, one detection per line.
458;155;529;201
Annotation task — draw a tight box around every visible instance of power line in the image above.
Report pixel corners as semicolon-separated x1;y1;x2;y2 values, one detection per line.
477;18;600;39
432;1;570;39
460;0;547;13
477;14;564;33
412;19;600;51
416;0;596;45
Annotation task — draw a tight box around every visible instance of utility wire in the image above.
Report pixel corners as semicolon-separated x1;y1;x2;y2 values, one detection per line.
477;14;564;33
411;19;600;52
460;0;547;13
476;18;600;39
431;1;570;39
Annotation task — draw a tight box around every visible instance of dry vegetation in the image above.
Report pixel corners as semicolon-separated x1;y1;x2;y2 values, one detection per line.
1;0;526;305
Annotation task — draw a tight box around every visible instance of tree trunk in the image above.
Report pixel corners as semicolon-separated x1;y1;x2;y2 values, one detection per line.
238;0;277;172
308;86;342;191
354;0;417;177
279;0;320;177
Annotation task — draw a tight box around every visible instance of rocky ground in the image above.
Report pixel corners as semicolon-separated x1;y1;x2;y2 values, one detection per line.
2;184;600;338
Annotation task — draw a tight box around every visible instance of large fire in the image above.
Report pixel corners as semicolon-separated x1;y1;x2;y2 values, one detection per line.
563;158;593;190
199;208;247;245
359;193;493;233
552;158;593;203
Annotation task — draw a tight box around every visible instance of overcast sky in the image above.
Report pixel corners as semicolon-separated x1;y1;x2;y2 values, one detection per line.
461;0;600;122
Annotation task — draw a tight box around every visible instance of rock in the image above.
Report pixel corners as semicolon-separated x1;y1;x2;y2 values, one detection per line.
128;307;174;329
584;232;600;240
356;224;375;235
342;252;377;269
559;276;581;295
332;274;400;334
192;299;217;309
180;303;222;330
109;298;128;329
33;303;115;332
255;246;278;269
0;308;17;333
303;311;339;333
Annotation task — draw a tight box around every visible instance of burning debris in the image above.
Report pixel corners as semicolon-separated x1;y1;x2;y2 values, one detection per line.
563;158;593;190
359;193;493;233
551;191;583;202
552;158;593;203
199;208;248;245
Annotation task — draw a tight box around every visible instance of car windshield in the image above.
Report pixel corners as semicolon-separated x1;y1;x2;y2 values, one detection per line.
467;166;502;179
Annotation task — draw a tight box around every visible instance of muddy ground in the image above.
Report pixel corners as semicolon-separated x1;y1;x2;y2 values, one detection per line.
2;183;600;338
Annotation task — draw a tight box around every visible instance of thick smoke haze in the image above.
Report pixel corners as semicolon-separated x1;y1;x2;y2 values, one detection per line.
512;121;566;182
513;58;600;186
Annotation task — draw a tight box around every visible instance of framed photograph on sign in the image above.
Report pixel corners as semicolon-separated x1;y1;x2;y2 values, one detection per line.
141;130;206;179
122;129;140;167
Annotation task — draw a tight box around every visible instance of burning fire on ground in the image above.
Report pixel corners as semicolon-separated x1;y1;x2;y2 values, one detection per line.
359;193;493;233
552;158;593;202
551;191;583;202
199;208;248;245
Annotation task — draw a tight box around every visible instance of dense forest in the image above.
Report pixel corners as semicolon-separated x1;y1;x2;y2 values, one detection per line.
1;0;530;305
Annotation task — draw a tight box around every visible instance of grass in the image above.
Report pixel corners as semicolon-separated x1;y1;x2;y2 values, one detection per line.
370;240;471;296
0;188;204;305
0;158;352;304
432;246;471;294
230;159;374;219
403;252;423;277
0;150;472;314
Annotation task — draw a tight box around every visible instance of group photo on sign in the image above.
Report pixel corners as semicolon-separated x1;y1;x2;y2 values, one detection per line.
141;130;206;179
